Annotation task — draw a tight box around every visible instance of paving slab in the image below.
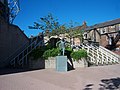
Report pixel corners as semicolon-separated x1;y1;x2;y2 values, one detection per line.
0;64;120;90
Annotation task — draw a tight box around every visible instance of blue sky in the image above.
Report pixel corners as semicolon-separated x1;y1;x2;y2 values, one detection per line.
14;0;120;37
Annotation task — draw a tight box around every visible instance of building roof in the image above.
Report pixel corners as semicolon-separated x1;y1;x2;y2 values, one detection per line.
85;18;120;31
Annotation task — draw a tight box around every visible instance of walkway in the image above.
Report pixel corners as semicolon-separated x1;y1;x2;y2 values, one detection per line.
0;64;120;90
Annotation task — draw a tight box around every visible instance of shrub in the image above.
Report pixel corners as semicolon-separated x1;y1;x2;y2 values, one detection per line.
65;47;72;52
29;47;45;60
71;49;87;61
29;44;53;59
65;47;73;56
43;48;60;59
45;44;52;50
79;49;87;58
50;48;60;57
42;49;51;59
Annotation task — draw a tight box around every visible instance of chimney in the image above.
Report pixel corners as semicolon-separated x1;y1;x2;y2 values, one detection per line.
82;21;87;29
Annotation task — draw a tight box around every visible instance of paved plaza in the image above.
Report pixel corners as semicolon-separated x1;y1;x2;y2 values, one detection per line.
0;64;120;90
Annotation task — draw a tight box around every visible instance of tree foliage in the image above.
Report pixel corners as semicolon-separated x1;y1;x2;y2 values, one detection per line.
28;13;84;43
43;48;60;59
28;13;60;37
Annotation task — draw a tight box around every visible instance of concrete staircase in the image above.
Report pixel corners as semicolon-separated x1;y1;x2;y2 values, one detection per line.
0;17;30;68
9;35;44;68
0;41;29;68
82;44;120;66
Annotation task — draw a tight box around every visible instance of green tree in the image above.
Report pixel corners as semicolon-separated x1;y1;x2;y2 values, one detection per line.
28;13;60;37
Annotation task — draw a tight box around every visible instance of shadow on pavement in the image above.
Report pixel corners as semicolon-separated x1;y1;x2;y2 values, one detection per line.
0;67;45;75
83;84;94;90
99;77;120;90
65;50;75;71
83;77;120;90
0;49;75;75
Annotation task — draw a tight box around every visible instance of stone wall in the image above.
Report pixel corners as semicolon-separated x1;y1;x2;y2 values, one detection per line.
29;57;56;69
29;58;45;69
29;57;87;70
45;57;56;68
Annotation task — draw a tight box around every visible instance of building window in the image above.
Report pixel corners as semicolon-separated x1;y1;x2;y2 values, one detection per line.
97;28;101;33
100;28;106;34
119;24;120;30
110;25;115;29
109;25;115;32
104;27;109;33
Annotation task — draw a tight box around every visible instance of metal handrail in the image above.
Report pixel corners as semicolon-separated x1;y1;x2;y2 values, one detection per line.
10;36;44;67
11;39;37;62
0;41;29;64
17;40;44;66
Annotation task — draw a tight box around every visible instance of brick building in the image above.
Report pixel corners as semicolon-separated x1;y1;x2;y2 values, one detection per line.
84;18;120;54
72;21;87;46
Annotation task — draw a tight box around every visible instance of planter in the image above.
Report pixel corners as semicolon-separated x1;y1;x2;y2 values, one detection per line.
72;58;88;68
29;57;88;70
70;49;88;68
45;57;56;68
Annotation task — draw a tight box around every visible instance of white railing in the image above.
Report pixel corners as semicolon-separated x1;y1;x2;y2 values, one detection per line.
99;46;120;64
82;44;120;65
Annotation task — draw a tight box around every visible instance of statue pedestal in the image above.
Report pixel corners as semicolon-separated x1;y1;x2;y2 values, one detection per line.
56;56;67;72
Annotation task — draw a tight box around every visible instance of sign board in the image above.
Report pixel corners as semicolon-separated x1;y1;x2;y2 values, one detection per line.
56;56;67;72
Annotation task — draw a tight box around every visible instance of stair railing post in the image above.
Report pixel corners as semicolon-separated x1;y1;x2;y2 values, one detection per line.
106;52;108;65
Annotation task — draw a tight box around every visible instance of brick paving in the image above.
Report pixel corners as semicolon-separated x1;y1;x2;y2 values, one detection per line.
0;64;120;90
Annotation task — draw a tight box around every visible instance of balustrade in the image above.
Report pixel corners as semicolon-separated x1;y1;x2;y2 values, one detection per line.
82;44;120;65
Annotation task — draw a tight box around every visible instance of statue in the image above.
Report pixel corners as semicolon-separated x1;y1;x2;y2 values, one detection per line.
56;38;66;56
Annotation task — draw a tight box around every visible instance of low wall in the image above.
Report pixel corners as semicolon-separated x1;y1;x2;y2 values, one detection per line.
45;57;56;68
29;58;45;69
29;57;87;69
72;59;88;68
